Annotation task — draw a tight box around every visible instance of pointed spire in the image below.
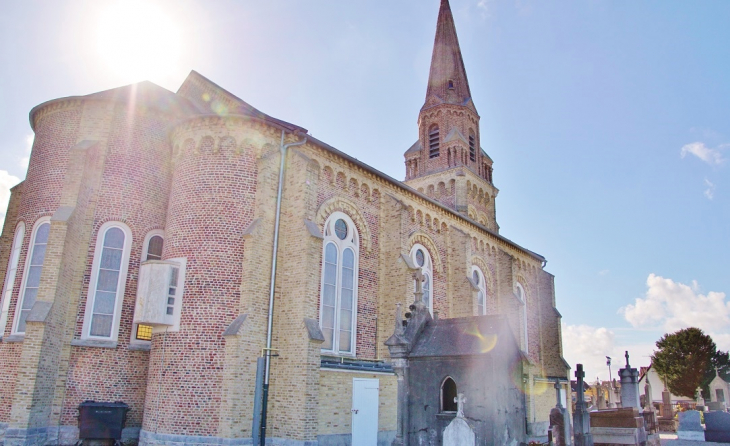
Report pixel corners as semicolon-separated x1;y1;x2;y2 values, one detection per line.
423;0;473;111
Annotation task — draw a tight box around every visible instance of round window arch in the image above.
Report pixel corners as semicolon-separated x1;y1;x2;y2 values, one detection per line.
471;265;487;315
319;212;359;355
409;244;433;315
441;376;458;412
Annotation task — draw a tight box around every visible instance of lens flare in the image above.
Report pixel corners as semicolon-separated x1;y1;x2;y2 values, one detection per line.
96;1;182;83
463;322;498;353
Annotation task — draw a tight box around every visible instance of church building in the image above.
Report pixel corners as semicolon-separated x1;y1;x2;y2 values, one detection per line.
0;1;569;444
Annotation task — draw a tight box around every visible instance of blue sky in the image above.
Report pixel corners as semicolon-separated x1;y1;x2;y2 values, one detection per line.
1;0;728;381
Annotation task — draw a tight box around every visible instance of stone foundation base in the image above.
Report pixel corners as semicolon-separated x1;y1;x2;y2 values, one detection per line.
1;425;140;446
657;418;677;432
317;431;395;445
676;430;705;441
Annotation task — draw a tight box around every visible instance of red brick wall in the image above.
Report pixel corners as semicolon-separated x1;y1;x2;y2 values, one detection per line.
61;105;174;428
141;117;259;436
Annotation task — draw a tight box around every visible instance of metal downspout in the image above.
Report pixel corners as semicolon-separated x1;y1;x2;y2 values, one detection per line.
260;130;307;445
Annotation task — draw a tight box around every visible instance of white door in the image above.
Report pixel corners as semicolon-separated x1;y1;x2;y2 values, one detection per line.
352;378;379;446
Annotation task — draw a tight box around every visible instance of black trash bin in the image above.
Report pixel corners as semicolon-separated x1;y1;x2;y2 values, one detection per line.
77;400;129;445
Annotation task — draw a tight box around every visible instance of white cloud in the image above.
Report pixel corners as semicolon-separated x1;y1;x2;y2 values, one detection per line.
680;142;725;166
562;324;656;381
476;0;493;17
704;178;715;200
620;274;730;333
0;170;22;232
599;269;610;276
563;325;615;379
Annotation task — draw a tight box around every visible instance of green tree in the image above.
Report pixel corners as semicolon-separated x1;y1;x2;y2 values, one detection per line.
651;327;717;398
702;350;730;399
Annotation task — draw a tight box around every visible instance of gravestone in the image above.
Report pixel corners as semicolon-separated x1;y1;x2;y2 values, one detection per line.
619;352;641;409
658;389;676;432
644;379;653;412
696;387;706;412
590;407;647;445
443;393;475;446
708;401;726;411
551;406;566;446
573;365;594;446
705;411;730;443
677;410;705;441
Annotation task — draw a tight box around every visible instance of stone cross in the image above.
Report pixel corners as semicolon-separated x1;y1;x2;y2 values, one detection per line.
455;393;466;418
555;379;563;408
625;350;630;368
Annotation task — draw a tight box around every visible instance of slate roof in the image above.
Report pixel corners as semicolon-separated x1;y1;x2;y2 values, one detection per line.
405;140;422;155
409;315;518;358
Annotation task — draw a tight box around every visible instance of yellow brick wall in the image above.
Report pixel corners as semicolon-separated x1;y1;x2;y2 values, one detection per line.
318;370;397;436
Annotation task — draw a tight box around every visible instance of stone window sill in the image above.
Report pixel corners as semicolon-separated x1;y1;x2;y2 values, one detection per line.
2;334;24;343
128;342;151;351
71;339;118;349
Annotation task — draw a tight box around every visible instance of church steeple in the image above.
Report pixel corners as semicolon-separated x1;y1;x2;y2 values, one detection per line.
422;0;475;112
404;0;499;232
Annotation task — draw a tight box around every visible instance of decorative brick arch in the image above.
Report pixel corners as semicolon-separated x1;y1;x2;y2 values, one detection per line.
316;196;372;252
515;274;530;300
408;231;443;273
471;256;494;298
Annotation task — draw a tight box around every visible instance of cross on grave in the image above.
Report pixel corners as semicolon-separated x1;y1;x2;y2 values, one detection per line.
555;380;563;408
455;393;466;418
625;350;630;368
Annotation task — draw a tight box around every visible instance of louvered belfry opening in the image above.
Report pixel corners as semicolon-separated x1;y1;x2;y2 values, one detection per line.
429;125;440;158
469;132;476;162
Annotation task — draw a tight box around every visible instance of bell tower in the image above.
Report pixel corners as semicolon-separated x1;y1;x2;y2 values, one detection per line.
404;0;498;232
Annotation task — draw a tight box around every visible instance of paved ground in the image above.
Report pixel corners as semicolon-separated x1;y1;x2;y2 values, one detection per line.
660;433;728;445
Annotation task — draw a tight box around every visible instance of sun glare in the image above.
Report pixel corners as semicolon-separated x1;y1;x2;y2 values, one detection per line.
96;1;182;83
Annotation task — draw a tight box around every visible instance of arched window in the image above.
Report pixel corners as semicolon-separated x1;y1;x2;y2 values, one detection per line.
516;282;528;353
319;212;359;355
13;218;50;334
410;244;433;315
82;222;132;340
135;230;164;342
142;230;164;261
472;266;487;315
469;130;476;162
0;222;25;335
441;377;458;412
428;125;440;158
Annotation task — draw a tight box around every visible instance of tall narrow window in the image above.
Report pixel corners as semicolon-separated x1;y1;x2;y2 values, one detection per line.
83;222;132;340
428;125;440;158
13;218;50;334
319;212;359;355
1;222;25;335
516;283;528;354
136;230;164;341
441;377;458;412
469;131;476;162
472;266;487;315
410;244;434;315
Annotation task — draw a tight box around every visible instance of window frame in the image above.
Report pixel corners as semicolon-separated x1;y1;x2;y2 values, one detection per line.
440;376;458;413
516;282;528;354
410;243;434;316
12;217;51;335
318;212;359;356
141;229;164;262
0;222;25;337
471;265;487;316
132;229;165;344
81;221;133;341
